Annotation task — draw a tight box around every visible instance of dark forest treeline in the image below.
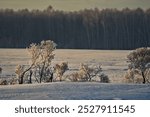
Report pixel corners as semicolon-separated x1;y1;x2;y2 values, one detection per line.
0;6;150;49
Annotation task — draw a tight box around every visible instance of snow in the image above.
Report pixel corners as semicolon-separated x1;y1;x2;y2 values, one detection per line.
0;82;150;100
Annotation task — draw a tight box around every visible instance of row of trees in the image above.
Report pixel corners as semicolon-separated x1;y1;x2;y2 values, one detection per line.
0;6;150;49
0;40;109;85
0;40;149;85
14;46;150;84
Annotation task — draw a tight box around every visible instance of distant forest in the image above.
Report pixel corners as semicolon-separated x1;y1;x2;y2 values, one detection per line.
0;6;150;49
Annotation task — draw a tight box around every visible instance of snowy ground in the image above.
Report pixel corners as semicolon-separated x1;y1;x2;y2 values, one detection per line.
0;49;150;100
0;82;150;100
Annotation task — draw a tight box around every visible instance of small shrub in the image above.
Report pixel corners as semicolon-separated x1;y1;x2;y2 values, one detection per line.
9;78;19;85
54;62;68;81
66;72;80;82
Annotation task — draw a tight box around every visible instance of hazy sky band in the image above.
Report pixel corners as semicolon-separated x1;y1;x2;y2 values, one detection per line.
0;0;150;11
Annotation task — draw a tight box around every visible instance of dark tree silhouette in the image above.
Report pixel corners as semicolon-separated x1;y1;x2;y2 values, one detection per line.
0;7;149;49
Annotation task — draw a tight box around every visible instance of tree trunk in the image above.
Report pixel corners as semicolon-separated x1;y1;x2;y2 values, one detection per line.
19;73;25;84
141;71;146;84
18;65;33;84
39;72;43;83
29;70;33;84
49;73;53;82
39;62;46;83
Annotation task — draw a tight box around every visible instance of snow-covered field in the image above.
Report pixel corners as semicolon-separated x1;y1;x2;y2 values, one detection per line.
0;82;150;100
0;49;150;100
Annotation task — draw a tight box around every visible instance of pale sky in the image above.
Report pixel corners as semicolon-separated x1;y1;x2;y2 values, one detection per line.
0;0;149;11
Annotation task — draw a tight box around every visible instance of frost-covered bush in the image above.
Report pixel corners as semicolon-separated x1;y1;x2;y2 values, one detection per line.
126;47;150;83
9;77;19;85
67;72;81;82
15;40;56;84
125;68;150;83
67;64;92;82
124;69;135;83
68;63;109;82
54;62;68;81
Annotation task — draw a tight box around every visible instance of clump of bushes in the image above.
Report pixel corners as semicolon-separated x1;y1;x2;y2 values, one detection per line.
67;63;109;83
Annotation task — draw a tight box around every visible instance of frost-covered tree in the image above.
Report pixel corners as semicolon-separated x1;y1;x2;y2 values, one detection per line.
29;40;56;83
127;47;150;84
54;62;68;81
15;43;41;84
15;40;56;84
